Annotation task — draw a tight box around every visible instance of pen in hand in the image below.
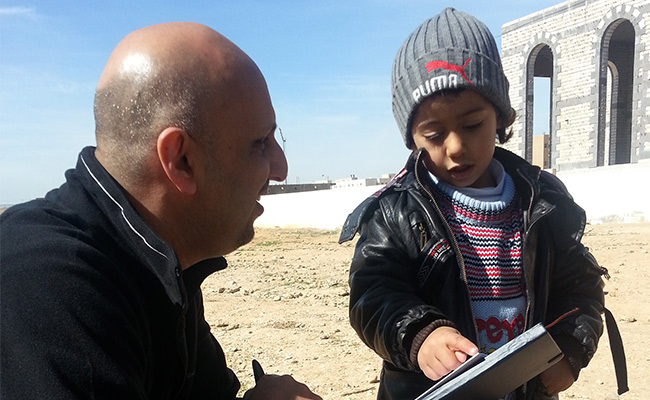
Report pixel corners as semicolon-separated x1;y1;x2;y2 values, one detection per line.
252;359;265;383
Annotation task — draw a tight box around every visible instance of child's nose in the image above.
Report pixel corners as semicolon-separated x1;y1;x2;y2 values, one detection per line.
445;132;465;157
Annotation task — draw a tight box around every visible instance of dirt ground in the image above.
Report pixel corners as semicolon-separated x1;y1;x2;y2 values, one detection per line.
201;222;649;400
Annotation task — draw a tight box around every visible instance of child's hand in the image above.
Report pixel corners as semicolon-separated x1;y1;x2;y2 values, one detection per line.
417;326;478;381
539;358;575;395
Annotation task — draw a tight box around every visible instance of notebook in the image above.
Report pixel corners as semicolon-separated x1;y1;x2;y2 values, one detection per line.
414;323;563;400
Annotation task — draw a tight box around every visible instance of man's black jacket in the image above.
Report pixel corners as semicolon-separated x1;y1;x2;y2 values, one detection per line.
1;147;240;399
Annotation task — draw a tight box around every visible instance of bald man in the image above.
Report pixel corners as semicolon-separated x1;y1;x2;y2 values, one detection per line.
0;23;321;400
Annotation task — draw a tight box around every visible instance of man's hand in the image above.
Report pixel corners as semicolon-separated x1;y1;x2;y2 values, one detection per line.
417;326;478;381
539;358;575;395
243;374;322;400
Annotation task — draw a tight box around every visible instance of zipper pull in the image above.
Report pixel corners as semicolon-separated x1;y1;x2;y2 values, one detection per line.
418;222;427;250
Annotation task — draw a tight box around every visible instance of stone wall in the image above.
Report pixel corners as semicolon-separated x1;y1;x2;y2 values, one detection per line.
500;0;650;171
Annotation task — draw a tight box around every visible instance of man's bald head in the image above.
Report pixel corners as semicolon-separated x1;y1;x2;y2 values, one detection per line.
94;22;259;183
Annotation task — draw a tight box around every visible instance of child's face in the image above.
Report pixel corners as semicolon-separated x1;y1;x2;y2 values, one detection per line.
410;89;501;188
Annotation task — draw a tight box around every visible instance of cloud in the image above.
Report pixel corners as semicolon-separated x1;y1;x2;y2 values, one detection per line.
0;6;37;18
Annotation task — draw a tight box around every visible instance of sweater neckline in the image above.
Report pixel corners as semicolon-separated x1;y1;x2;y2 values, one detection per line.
428;159;516;213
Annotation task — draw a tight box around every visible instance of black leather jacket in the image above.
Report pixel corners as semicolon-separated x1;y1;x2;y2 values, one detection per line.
339;147;605;400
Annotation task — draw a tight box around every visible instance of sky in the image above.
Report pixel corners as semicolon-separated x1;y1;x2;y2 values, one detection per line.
0;0;561;205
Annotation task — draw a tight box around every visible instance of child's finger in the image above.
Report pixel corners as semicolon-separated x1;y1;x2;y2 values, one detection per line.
454;350;468;363
450;333;479;358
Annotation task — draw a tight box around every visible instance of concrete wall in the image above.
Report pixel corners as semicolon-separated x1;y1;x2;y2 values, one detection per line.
256;162;650;230
552;160;650;224
256;185;380;230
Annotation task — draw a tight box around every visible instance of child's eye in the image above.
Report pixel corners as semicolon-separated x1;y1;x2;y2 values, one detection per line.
464;121;483;130
423;131;444;141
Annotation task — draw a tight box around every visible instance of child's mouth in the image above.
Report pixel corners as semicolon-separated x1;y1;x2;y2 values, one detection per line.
449;165;473;180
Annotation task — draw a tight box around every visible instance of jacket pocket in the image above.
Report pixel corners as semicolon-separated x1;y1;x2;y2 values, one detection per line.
414;229;453;288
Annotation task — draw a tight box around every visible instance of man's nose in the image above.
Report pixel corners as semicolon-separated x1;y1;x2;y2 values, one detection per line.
268;136;288;182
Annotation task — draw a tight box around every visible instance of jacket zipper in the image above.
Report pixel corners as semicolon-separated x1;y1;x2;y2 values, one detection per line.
517;168;545;400
518;167;543;331
174;267;190;399
413;151;480;343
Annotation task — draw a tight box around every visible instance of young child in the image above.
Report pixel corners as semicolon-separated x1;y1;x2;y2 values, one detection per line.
339;8;606;400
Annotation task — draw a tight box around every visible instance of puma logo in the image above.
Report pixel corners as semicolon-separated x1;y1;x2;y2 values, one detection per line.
425;58;472;84
411;58;472;103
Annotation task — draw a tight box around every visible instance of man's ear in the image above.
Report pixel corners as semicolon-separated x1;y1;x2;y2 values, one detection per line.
156;127;197;195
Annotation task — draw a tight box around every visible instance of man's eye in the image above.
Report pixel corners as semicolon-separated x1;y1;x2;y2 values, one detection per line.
253;138;267;152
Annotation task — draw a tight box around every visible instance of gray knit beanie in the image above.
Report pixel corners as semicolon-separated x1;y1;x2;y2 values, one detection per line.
391;8;514;148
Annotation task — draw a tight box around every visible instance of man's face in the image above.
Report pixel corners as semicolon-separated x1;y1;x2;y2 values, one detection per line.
410;89;499;188
195;70;287;257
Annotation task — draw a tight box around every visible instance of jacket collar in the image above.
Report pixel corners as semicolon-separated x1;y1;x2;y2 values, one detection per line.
493;147;541;189
404;147;543;197
75;146;226;305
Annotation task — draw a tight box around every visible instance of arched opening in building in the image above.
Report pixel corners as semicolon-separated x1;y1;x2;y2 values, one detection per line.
525;44;553;169
598;19;635;166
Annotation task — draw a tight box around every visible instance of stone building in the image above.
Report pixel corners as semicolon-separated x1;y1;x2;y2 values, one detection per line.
500;0;650;171
532;134;550;169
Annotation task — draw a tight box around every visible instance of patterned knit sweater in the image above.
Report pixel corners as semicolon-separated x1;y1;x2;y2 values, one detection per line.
429;160;527;354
